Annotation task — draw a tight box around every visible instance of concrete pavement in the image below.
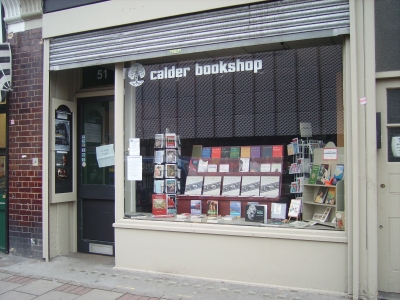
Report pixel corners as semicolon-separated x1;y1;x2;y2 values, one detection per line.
0;252;394;300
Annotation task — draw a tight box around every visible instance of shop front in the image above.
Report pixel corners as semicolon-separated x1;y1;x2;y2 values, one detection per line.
42;0;386;297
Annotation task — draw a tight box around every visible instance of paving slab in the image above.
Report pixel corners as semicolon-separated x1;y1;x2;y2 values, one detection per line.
14;279;63;296
0;280;22;294
0;290;36;300
33;290;80;300
0;272;12;280
75;289;124;300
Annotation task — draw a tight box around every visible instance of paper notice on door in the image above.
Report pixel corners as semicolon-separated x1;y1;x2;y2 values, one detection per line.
129;138;140;156
96;144;115;168
127;155;142;181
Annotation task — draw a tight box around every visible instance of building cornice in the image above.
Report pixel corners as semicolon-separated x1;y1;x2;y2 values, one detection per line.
2;0;42;32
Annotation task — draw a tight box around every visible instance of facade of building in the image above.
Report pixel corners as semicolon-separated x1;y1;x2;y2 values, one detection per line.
0;0;399;299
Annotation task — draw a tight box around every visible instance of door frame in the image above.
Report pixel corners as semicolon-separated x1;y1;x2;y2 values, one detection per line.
0;93;9;253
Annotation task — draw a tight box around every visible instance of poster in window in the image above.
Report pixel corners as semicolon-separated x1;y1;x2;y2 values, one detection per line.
55;119;71;152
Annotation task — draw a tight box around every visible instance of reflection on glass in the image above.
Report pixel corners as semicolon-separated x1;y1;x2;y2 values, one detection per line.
388;127;400;162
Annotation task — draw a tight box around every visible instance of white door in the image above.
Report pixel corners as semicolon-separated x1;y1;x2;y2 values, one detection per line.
377;79;400;293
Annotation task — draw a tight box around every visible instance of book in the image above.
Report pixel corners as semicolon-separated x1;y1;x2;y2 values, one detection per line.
240;176;260;196
270;163;282;173
221;147;231;158
325;187;336;205
229;201;241;217
261;146;272;158
250;146;261;158
190;199;202;215
308;164;320;184
154;150;164;164
245;204;268;223
154;180;164;194
184;176;203;195
188;159;199;175
314;186;328;203
335;211;345;230
197;159;209;172
202;176;222;196
154;164;164;179
240;146;251;158
165;179;176;193
333;164;344;183
190;214;206;222
207;200;218;216
223;215;238;221
211;147;221;158
207;164;218;172
291;138;299;154
312;213;324;221
165;133;176;148
260;163;271;172
259;176;280;197
207;216;223;223
316;164;330;184
249;161;261;172
296;176;304;193
191;145;203;158
201;147;211;158
287;143;294;156
320;207;332;222
154;134;164;148
222;176;241;196
239;158;250;172
165;164;176;178
167;194;177;214
271;203;286;219
230;147;240;158
175;213;190;221
290;181;298;193
219;164;229;172
152;194;167;215
165;149;177;163
272;145;283;157
288;199;302;218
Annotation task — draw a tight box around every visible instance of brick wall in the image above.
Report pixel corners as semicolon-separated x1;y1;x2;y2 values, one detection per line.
7;28;43;258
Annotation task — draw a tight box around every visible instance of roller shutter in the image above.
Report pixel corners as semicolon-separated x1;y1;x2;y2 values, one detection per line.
49;0;349;71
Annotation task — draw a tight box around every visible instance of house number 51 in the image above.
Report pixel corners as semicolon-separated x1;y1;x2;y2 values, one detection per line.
97;69;108;79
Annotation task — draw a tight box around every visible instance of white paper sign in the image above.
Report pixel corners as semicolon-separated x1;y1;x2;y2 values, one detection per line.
127;156;142;181
96;144;115;167
323;148;338;160
129;138;140;156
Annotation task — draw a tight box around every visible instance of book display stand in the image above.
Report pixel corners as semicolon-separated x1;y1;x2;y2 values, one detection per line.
177;145;284;219
301;142;345;227
152;131;182;215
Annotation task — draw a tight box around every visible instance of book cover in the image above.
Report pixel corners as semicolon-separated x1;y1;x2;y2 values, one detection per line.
154;164;164;179
165;164;176;178
207;164;218;172
211;147;221;158
152;194;167;215
272;145;283;157
271;203;287;219
314;186;328;203
230;201;241;217
259;176;280;197
288;199;302;218
197;159;209;172
154;134;164;148
290;181;298;193
261;146;272;158
317;164;330;184
222;176;241;196
207;200;218;216
154;180;164;194
308;164;320;184
260;163;271;172
165;179;176;194
335;211;345;230
320;207;332;222
202;176;222;196
239;158;250;172
165;133;176;148
154;150;164;164
221;147;231;158
249;161;261;172
240;146;251;158
230;147;240;158
325;187;336;205
219;164;229;172
245;204;267;223
165;149;177;163
296;177;304;193
287;143;294;156
167;194;177;214
240;176;261;196
333;164;344;182
270;163;282;173
312;213;324;221
188;159;199;175
190;199;202;215
250;146;261;158
184;176;203;195
201;147;211;158
191;145;203;158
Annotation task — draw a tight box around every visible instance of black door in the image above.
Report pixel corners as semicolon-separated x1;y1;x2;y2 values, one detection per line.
77;96;115;255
